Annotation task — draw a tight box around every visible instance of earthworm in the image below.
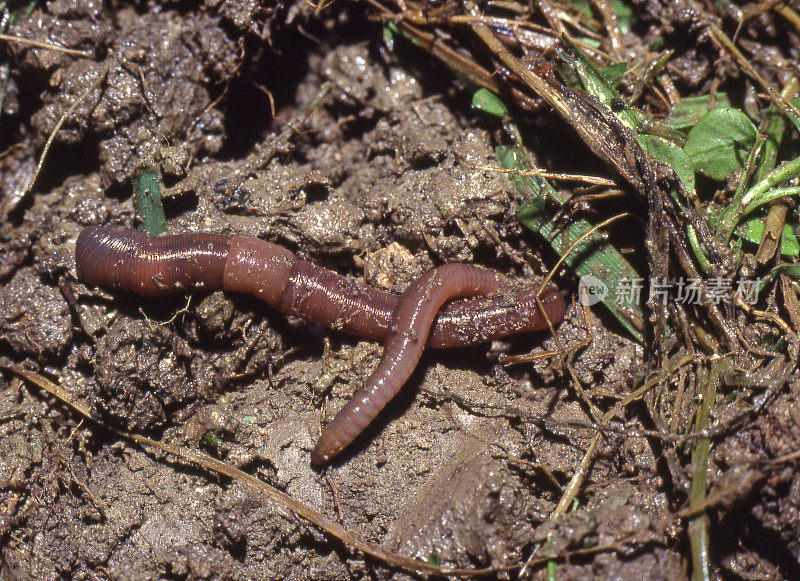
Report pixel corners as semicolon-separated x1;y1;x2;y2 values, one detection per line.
75;226;565;463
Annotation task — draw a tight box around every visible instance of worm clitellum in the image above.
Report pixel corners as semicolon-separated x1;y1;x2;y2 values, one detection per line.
76;226;566;464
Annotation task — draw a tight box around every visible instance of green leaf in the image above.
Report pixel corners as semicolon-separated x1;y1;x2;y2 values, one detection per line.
202;432;220;448
384;21;419;48
600;62;627;85
133;166;166;236
736;218;800;257
777;264;800;279
666;94;732;130
788;96;800;135
683;108;758;180
637;134;695;195
472;88;509;117
382;24;395;50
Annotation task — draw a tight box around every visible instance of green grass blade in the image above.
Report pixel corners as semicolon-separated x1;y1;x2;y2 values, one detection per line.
133;166;166;236
497;145;644;341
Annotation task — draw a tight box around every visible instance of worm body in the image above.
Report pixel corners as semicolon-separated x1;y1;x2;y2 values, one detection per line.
310;264;507;464
75;227;232;296
76;226;565;463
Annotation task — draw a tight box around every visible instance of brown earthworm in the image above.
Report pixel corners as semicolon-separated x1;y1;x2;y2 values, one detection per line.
75;226;565;463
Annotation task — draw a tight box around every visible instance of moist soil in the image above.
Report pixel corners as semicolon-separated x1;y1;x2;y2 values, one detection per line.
0;1;798;579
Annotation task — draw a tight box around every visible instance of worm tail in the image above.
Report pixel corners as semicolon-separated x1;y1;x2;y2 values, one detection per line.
430;285;565;348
